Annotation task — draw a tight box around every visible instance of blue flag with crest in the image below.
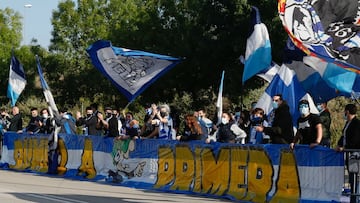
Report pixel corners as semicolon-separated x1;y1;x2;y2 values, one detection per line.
87;40;181;102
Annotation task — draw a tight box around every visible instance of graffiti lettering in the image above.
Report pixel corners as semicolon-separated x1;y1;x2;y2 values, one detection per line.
78;138;96;178
156;145;300;201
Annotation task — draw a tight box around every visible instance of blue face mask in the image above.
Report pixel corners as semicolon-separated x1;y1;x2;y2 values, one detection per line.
235;112;241;117
251;116;262;125
272;101;278;109
300;107;310;116
317;104;323;112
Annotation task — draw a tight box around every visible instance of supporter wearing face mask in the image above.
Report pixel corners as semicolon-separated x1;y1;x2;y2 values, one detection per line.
290;99;323;150
39;108;54;134
214;112;247;144
255;94;294;144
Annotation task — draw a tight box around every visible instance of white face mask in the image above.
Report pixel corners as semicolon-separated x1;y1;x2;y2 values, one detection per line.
221;118;228;125
42;114;49;119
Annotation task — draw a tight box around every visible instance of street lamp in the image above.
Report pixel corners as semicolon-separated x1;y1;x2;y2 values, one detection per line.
23;4;32;45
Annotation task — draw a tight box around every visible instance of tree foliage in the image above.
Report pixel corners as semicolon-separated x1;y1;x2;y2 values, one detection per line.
45;0;272;109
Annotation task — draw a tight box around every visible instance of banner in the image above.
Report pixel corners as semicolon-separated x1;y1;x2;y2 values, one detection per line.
0;132;344;202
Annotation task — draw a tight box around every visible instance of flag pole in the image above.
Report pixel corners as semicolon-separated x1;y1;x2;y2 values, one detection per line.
122;102;132;118
216;70;225;125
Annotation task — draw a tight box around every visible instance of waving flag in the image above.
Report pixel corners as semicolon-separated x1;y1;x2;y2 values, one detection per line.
242;6;272;83
256;62;280;83
216;71;225;125
87;40;181;102
36;55;59;117
284;39;360;103
256;64;318;127
36;55;61;174
7;54;26;107
279;0;360;73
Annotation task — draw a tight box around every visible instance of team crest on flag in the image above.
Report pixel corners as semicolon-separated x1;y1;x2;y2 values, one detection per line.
279;0;360;73
87;40;181;102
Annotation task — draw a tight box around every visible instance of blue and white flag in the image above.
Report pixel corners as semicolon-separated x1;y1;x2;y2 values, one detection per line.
256;64;318;127
36;55;59;117
279;0;360;72
216;70;225;125
284;39;358;103
87;40;181;102
7;54;26;107
242;6;272;83
36;55;61;157
255;62;280;83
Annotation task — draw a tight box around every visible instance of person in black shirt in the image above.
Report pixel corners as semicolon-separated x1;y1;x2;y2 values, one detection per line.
256;94;294;144
5;106;23;133
39;108;54;134
76;107;98;135
336;104;360;203
290;99;322;150
104;107;119;137
25;107;42;134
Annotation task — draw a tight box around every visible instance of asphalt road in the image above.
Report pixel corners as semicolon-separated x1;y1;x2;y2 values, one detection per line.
0;170;231;203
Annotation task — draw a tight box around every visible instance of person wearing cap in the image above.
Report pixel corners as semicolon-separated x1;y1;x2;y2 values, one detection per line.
290;99;322;150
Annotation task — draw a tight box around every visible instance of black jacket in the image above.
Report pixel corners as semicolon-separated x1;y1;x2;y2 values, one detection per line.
264;102;294;144
337;117;360;149
7;113;23;132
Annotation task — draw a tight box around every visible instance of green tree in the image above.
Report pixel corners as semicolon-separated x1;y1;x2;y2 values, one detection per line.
49;0;122;106
0;8;22;103
47;0;284;109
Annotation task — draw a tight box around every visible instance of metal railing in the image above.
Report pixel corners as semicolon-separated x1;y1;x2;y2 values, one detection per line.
344;149;360;203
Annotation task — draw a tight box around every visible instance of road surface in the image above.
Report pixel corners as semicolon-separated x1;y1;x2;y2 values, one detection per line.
0;170;231;203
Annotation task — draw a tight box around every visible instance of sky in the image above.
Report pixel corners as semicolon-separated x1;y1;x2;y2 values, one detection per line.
0;0;61;49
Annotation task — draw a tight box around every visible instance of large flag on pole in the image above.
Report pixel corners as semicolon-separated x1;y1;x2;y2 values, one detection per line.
256;64;318;127
36;55;59;117
87;40;181;102
216;70;225;125
242;6;272;83
284;38;360;103
7;54;26;107
36;55;61;174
